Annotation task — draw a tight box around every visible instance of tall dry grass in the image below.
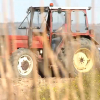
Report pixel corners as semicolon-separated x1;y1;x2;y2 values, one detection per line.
0;0;100;100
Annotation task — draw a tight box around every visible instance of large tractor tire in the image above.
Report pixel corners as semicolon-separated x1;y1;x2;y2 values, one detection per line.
59;37;100;77
10;48;38;78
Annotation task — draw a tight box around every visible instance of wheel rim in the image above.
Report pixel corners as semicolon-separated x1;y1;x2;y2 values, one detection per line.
17;55;33;76
73;48;94;72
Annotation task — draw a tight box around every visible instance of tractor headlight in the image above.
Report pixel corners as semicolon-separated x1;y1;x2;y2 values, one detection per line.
40;49;43;54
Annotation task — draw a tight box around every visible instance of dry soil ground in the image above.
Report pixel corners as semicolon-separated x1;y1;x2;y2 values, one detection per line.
0;78;74;100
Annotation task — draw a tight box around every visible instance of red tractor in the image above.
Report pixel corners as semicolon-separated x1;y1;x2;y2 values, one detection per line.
1;3;99;78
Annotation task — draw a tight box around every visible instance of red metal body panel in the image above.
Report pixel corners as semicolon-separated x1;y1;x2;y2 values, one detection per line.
9;35;44;53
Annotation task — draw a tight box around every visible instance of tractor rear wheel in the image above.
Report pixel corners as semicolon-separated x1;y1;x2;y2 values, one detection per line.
59;37;100;77
73;37;100;73
10;48;38;78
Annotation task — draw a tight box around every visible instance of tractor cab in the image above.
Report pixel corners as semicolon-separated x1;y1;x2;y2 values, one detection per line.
18;4;67;50
18;4;92;50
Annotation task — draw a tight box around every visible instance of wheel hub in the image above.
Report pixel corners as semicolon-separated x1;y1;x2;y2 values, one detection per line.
17;55;33;76
73;48;93;72
21;61;29;70
74;52;88;70
80;57;84;63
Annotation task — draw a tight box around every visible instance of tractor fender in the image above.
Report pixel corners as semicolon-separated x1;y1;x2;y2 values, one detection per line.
56;36;99;53
90;37;99;45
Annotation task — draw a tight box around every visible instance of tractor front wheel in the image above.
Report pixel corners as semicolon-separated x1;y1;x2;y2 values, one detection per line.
10;48;38;78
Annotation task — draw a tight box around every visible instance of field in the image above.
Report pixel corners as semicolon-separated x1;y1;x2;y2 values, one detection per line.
0;69;100;100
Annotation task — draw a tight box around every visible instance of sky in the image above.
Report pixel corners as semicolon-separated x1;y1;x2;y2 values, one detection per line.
0;0;100;24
